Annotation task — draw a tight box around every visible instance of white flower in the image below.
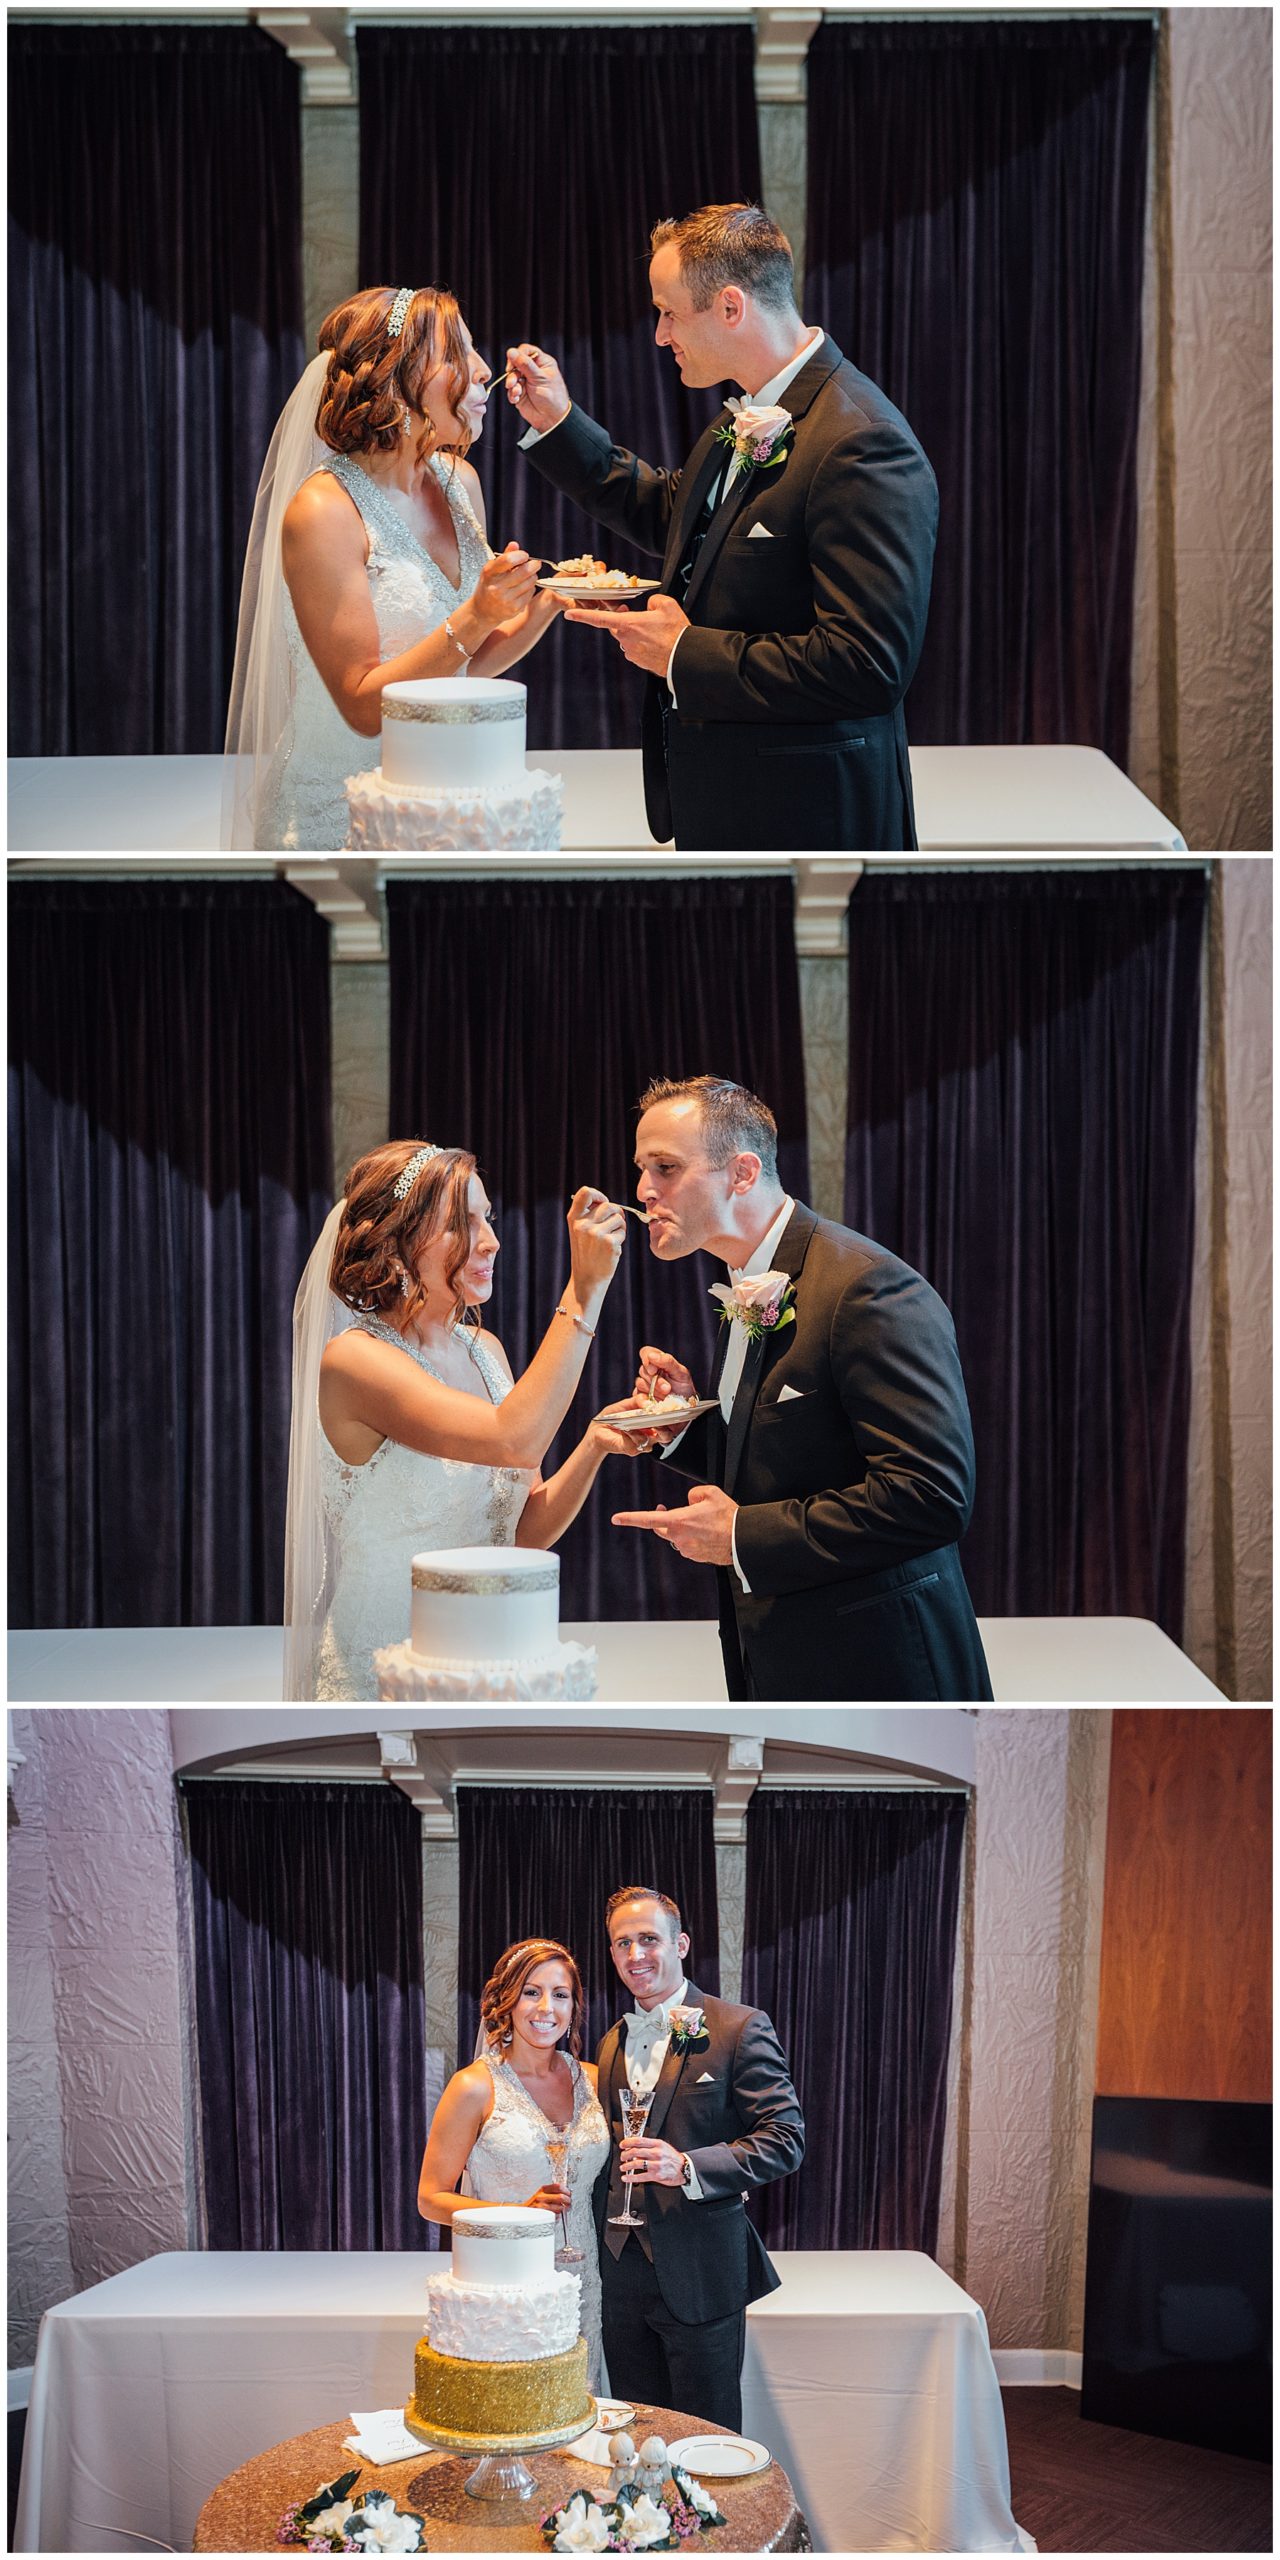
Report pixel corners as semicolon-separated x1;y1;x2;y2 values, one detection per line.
308;2501;355;2538
682;2476;719;2519
552;2496;613;2552
347;2493;422;2552
616;2492;672;2549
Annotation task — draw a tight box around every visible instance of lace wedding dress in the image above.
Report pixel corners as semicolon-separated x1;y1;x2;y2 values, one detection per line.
260;451;491;851
314;1315;532;1701
464;2052;611;2392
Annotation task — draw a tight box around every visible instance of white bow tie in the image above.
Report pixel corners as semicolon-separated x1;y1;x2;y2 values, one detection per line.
625;2004;672;2037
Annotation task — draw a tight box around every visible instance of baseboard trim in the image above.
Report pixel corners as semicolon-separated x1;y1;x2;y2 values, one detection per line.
993;2349;1082;2388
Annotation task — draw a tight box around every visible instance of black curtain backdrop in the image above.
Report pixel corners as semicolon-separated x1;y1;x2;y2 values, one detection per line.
743;1790;966;2251
185;1780;430;2251
456;1787;721;2089
9;24;305;757
806;15;1153;761
387;875;809;1621
8;882;332;1630
358;23;761;750
845;866;1206;1636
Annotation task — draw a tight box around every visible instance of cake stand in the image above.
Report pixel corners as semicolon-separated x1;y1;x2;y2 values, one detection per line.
402;2399;597;2522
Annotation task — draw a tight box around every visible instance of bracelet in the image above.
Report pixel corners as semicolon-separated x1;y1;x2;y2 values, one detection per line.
555;1304;597;1340
444;613;471;663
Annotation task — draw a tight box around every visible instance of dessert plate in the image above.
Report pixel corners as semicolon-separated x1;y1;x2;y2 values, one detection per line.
667;2434;772;2478
567;2398;637;2464
596;1397;719;1434
539;575;660;601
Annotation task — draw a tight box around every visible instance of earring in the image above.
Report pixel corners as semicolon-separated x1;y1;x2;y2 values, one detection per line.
402;409;413;435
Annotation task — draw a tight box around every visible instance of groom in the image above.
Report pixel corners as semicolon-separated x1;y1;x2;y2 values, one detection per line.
595;1885;804;2431
506;202;937;852
613;1075;994;1702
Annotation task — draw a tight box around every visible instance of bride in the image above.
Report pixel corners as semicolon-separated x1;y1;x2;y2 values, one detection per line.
224;282;563;851
285;1137;641;1700
417;1939;610;2392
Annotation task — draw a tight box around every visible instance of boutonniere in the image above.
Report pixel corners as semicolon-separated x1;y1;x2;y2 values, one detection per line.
667;2005;710;2054
708;1271;796;1344
713;400;794;484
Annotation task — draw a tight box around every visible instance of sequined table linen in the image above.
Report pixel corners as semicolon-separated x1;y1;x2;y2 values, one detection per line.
194;2408;805;2553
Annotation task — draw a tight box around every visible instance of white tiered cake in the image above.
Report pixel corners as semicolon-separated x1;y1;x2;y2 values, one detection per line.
373;1545;597;1700
405;2205;594;2453
345;678;563;850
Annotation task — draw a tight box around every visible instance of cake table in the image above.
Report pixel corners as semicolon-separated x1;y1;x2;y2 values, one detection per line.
193;2406;807;2553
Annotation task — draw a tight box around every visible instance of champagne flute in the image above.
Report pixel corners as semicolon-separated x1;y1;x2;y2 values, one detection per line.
544;2132;583;2268
607;2085;654;2227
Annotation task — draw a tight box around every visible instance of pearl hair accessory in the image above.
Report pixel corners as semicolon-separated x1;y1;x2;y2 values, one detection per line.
392;1142;443;1201
386;286;414;339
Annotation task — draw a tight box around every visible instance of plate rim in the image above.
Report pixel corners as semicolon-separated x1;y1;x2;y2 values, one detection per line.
666;2431;772;2477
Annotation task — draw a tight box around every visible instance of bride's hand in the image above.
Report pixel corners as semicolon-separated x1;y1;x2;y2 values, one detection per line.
471;544;539;631
524;2183;572;2214
594;1395;680;1456
567;1187;627;1299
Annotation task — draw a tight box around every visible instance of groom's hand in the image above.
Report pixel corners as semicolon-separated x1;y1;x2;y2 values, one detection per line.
506;343;571;434
612;1482;738;1567
619;2138;687;2187
565;593;689;674
636;1347;696;1404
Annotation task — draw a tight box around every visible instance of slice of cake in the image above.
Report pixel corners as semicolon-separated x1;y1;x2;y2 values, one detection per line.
405;2206;595;2452
345;677;563;851
374;1546;597;1701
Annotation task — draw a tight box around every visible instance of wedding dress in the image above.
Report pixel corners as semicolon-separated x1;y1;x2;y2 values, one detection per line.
260;452;492;851
463;2052;610;2392
313;1313;533;1701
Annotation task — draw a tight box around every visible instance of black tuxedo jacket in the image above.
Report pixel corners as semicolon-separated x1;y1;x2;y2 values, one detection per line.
668;1205;993;1702
524;337;937;851
593;1984;804;2325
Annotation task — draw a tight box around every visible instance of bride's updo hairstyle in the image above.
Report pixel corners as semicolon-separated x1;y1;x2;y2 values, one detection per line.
316;284;474;470
481;1939;586;2059
329;1139;478;1332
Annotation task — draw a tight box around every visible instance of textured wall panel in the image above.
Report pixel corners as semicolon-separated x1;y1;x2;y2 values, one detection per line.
331;959;391;1200
1167;11;1272;849
37;1712;190;2305
1183;861;1273;1699
959;1711;1111;2352
1096;1708;1272;2102
7;1711;76;2367
302;104;360;353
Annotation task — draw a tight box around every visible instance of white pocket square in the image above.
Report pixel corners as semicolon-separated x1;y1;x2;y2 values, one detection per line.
747;520;776;539
697;2071;715;2083
777;1384;808;1403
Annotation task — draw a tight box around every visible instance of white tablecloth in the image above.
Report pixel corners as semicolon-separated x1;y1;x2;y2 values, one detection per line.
15;2249;1031;2555
7;1613;1224;1702
742;2251;1033;2553
8;744;1184;852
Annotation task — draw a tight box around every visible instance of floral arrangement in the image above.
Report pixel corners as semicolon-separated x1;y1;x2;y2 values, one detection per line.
708;1272;796;1344
540;2466;726;2552
277;2471;425;2553
713;401;794;481
666;2005;710;2056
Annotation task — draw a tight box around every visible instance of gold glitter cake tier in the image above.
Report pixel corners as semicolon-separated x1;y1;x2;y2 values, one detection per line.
406;2335;593;2452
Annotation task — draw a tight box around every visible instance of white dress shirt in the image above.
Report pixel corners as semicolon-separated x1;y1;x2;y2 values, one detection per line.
719;1197;796;1594
621;1977;705;2198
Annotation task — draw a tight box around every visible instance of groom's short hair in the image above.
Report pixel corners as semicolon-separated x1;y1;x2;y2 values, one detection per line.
605;1885;683;1938
650;204;796;316
637;1076;779;1180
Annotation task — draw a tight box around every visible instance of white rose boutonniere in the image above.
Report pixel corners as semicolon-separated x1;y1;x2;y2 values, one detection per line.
715;400;794;488
708;1271;796;1345
667;2005;709;2055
